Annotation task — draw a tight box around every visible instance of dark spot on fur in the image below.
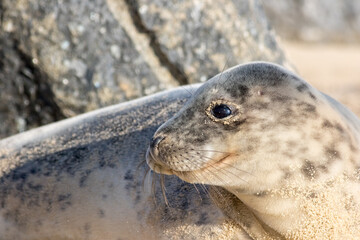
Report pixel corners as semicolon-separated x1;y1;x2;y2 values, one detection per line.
322;120;345;134
196;212;210;225
350;143;358;153
271;94;291;102
98;209;105;218
322;119;333;128
124;170;133;181
84;223;91;235
297;102;317;115
228;84;249;99
57;193;72;211
296;83;308;92
27;182;43;191
11;171;28;181
283;170;292;179
79;169;92;187
334;123;344;133
58;193;71;202
254;191;268;197
307;192;318;199
318;164;328;173
309;92;316;100
325;146;341;162
301;160;317;180
30;167;40;175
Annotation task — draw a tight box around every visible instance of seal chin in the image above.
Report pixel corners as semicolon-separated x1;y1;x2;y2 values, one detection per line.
145;147;174;175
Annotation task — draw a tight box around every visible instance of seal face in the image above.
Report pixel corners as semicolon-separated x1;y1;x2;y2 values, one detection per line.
146;62;360;239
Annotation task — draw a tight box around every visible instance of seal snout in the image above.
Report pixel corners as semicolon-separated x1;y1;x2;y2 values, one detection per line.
146;135;173;175
150;136;165;153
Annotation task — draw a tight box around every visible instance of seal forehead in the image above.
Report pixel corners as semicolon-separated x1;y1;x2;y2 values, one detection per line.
190;62;300;104
215;62;296;87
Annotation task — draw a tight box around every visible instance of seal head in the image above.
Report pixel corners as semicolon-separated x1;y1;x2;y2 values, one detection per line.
146;62;360;238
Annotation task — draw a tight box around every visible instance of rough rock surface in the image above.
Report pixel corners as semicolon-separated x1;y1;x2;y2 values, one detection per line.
0;0;289;139
263;0;360;42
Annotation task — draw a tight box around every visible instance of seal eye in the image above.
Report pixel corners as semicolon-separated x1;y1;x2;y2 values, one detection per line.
211;104;232;119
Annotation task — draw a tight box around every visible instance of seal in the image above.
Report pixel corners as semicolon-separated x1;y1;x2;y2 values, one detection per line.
0;86;250;239
147;62;360;239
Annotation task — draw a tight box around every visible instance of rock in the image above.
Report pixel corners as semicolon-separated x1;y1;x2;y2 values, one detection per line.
0;34;65;138
0;0;290;138
263;0;360;42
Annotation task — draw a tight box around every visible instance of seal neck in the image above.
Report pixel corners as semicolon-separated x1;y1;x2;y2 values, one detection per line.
227;188;303;237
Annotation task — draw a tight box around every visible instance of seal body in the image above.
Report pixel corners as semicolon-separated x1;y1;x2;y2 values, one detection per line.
147;62;360;239
0;87;249;239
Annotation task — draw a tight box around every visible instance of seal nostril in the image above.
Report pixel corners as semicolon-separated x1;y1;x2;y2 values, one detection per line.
150;136;165;149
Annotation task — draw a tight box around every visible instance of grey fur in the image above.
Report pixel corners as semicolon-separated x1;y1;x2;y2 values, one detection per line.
0;86;249;239
147;62;360;239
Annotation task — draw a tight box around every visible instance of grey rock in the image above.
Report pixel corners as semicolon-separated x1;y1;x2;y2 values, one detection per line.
263;0;360;42
131;0;289;83
0;0;290;138
0;33;65;138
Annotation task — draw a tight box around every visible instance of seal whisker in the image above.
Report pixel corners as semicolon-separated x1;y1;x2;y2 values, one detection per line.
200;164;230;186
192;183;203;201
180;86;194;98
190;149;240;155
196;173;225;202
141;167;151;191
160;174;169;206
187;171;212;198
218;55;231;84
180;146;238;155
136;159;147;170
151;171;158;205
186;152;254;177
178;171;209;201
205;163;249;184
216;166;250;183
216;161;256;177
195;170;230;206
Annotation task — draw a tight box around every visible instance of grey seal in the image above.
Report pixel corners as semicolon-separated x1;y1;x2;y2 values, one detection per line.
147;62;360;239
0;86;250;239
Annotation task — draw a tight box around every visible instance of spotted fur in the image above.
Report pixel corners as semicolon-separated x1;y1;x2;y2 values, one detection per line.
147;62;360;239
0;87;250;239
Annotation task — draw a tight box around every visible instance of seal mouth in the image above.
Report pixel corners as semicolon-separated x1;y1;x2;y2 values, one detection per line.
164;154;234;184
146;147;174;175
146;143;235;179
185;154;232;173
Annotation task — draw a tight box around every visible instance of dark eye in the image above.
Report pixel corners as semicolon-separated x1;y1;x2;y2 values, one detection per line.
211;104;232;119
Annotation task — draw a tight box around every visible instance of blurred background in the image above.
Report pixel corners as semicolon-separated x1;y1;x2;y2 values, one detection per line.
263;0;360;118
0;0;359;139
